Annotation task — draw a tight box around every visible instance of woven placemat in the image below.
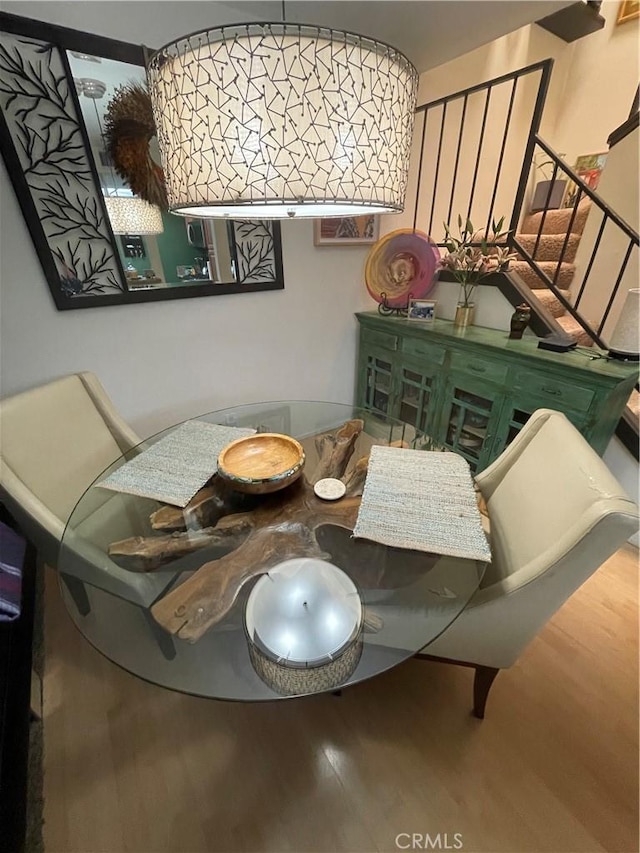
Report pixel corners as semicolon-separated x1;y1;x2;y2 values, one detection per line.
353;446;491;562
98;421;255;507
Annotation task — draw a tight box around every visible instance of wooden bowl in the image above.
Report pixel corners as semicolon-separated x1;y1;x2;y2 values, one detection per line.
217;433;305;494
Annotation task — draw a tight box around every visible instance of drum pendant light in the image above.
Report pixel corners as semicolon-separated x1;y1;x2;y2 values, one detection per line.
103;196;164;235
147;22;418;219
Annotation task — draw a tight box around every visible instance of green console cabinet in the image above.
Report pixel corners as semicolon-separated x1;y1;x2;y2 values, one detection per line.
356;312;638;473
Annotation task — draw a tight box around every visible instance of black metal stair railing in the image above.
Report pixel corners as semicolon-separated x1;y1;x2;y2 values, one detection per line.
509;135;639;348
412;59;553;246
413;59;638;354
411;58;638;456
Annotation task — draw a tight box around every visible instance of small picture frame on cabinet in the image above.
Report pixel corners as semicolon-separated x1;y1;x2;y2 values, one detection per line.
407;299;437;322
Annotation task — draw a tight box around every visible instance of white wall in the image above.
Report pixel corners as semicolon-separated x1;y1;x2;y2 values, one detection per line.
0;153;372;435
552;0;640;166
570;126;639;338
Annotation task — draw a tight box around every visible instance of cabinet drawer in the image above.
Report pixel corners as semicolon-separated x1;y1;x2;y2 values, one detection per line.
402;337;446;364
512;370;594;412
361;327;399;352
450;352;509;385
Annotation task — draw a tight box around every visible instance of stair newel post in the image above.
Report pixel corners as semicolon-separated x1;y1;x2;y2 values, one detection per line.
507;59;553;241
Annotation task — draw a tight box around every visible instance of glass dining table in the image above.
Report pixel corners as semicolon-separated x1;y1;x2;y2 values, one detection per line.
58;401;486;701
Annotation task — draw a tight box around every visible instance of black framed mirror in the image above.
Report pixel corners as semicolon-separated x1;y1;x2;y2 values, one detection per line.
0;12;284;310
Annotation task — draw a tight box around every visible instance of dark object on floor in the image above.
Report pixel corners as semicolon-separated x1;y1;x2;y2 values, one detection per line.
0;506;43;853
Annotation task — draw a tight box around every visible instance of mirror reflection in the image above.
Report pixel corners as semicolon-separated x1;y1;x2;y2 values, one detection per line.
68;51;275;291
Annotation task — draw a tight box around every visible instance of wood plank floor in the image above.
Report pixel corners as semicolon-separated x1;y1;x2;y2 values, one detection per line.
43;546;639;853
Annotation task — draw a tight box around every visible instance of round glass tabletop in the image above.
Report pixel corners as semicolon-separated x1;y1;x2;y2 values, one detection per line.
58;401;485;701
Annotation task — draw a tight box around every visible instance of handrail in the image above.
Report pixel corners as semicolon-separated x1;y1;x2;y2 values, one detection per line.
415;59;553;112
413;59;553;246
533;135;639;243
607;111;639;149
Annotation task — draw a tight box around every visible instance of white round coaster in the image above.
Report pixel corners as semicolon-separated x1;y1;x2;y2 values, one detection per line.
313;478;347;501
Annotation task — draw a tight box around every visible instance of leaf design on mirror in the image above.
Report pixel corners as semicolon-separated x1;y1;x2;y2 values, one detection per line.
0;33;125;295
233;220;277;284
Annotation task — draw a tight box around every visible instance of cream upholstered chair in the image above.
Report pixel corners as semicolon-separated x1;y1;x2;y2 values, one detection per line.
0;372;175;610
420;409;639;718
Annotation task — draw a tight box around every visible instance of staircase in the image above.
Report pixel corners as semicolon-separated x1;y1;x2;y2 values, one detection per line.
512;198;595;346
413;59;639;458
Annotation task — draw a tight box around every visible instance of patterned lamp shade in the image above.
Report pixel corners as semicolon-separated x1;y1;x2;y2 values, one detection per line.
104;197;164;235
147;23;418;219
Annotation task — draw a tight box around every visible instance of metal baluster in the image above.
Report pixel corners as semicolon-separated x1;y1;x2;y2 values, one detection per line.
507;61;553;237
447;94;468;226
485;77;518;239
553;188;582;286
532;161;559;259
573;212;608;311
428;102;447;236
412;110;428;233
466;87;492;223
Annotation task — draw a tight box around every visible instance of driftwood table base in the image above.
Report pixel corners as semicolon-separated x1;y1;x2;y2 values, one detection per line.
109;420;375;643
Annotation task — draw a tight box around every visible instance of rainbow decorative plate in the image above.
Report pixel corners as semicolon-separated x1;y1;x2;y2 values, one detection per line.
365;229;440;308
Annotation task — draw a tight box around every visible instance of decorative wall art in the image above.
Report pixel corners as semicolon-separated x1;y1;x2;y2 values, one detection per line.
364;229;440;313
0;12;285;310
562;152;607;208
0;30;126;300
232;221;277;283
314;216;379;246
617;1;640;24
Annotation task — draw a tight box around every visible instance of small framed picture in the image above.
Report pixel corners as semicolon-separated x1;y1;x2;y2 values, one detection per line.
314;215;379;246
407;299;436;322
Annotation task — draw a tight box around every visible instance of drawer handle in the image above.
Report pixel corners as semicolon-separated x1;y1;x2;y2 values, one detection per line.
469;365;486;373
542;387;561;397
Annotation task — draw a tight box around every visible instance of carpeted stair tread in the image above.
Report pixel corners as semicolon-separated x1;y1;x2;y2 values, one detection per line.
534;288;572;318
515;232;581;264
510;259;576;290
556;315;595;347
521;198;591;237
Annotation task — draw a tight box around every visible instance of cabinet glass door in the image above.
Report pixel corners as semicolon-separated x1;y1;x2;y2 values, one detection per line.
492;400;587;461
363;351;395;416
440;382;503;472
501;406;532;446
398;364;438;435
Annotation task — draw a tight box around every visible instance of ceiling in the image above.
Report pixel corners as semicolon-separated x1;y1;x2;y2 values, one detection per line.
222;1;575;73
6;1;574;74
